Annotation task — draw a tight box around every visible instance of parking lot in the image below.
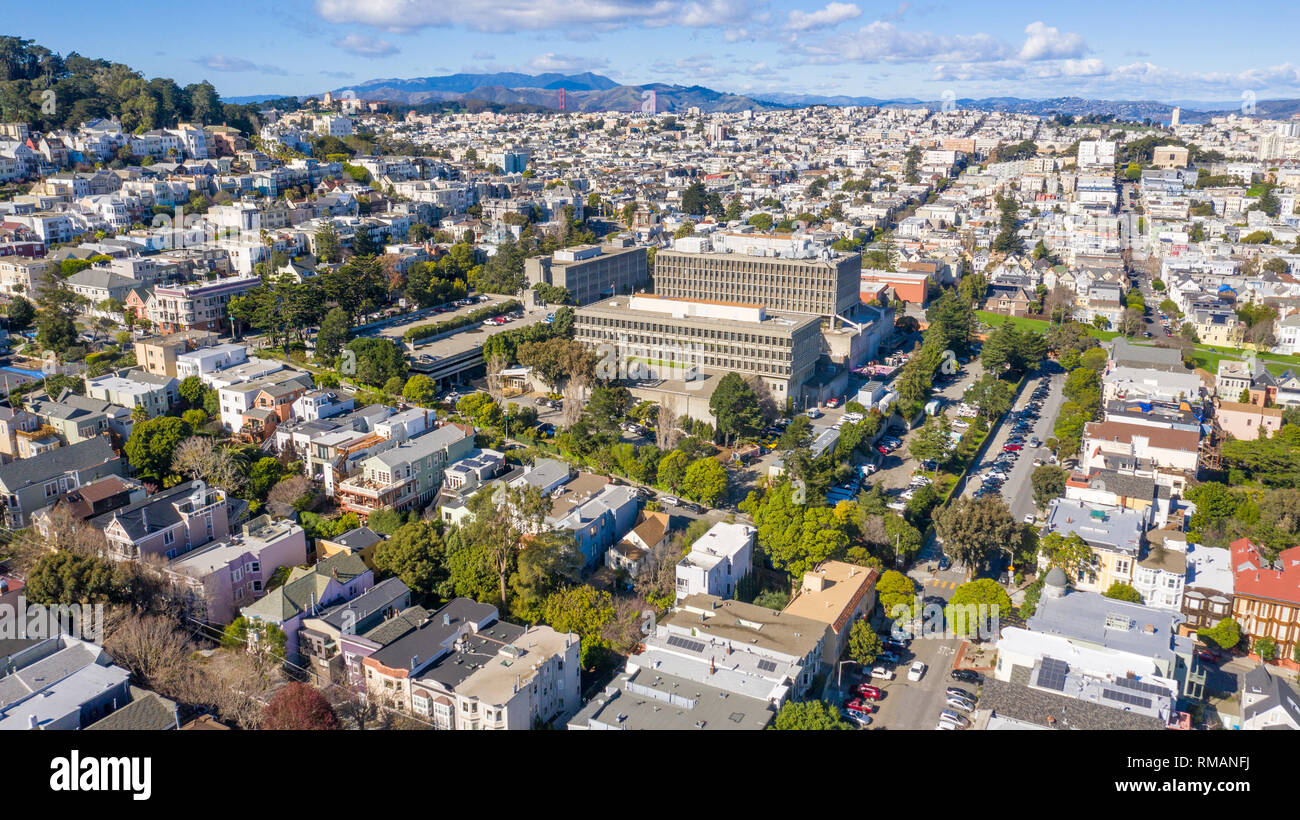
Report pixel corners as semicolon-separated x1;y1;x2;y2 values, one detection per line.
869;359;985;492
958;363;1066;530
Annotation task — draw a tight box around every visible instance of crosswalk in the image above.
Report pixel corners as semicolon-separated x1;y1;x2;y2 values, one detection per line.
925;579;958;590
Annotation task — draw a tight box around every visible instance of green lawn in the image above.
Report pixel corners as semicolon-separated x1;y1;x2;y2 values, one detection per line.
976;311;1121;342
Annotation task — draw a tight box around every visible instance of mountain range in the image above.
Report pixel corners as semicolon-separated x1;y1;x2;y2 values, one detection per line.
226;71;1300;123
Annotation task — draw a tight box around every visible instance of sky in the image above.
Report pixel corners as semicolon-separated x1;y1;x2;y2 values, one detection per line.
16;0;1300;103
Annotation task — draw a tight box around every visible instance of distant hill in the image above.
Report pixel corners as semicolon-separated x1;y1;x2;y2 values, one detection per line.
227;68;1300;121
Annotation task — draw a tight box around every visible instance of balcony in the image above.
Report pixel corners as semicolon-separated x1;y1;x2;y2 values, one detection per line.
336;473;418;516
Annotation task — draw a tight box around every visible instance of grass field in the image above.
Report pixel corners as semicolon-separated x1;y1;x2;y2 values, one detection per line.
976;311;1122;342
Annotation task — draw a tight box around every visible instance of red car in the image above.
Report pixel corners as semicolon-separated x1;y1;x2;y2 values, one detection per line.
1196;649;1219;664
854;684;885;700
1003;444;1023;451
827;397;840;408
844;697;876;714
877;445;890;455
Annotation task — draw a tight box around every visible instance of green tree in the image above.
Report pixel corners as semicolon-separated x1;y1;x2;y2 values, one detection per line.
373;520;447;594
1199;617;1241;652
1254;635;1278;661
847;618;882;665
178;375;206;409
124;416;192;477
24;551;118;604
770;699;851;730
933;496;1018;574
1037;531;1092;579
657;450;690;492
877;569;918;622
1103;582;1142;603
946;579;1012;639
739;480;849;578
709;372;764;446
316;307;351;361
402;374;438;406
681;457;728;507
1030;464;1069;510
542;584;615;669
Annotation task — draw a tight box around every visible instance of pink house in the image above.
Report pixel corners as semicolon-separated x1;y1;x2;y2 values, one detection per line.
1215;400;1282;442
166;516;308;624
98;480;229;561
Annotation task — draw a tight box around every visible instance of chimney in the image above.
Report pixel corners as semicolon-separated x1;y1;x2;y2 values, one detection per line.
142;506;149;531
27;715;37;729
410;655;419;671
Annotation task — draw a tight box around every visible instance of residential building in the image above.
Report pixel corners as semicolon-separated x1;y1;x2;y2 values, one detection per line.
1240;664;1300;730
0;635;131;730
674;521;755;600
1180;542;1234;634
1230;538;1300;662
134;330;219;379
298;577;411;684
166;516;308;625
240;551;374;657
1042;498;1147;594
97;480;229;562
336;424;475;519
782;561;879;667
0;435;122;528
568;665;776;730
83;369;177;418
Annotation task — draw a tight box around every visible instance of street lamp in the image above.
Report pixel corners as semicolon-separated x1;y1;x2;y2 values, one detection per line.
837;660;856;689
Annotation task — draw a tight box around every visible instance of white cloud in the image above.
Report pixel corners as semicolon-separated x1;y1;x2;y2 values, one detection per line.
333;33;399;57
799;21;1009;64
315;0;764;33
527;53;610;72
1018;22;1087;61
194;55;288;75
787;2;861;32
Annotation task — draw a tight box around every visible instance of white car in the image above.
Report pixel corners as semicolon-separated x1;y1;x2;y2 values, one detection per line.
935;719;961;730
1024;514;1036;524
908;661;927;681
871;666;896;681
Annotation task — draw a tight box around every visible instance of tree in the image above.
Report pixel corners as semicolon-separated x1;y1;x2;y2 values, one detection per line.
586;384;631;433
542;584;615;668
372;521;447;594
512;529;583;621
847;618;882;665
124;416;192;478
877;569;918;622
5;295;35;331
314;221;341;263
657;449;689;492
1030;464;1068;510
1254;635;1278;661
946;579;1013;639
461;482;550;607
681;458;728;507
1199;617;1240;652
771;699;851;730
178;375;206;410
933;496;1018;574
709;373;764;446
341;337;406;388
401;374;438;406
24;551;119;604
260;682;340;730
1037;531;1093;579
1103;582;1142;603
739;480;850;578
35;279;85;359
316;307;351;361
908;413;953;467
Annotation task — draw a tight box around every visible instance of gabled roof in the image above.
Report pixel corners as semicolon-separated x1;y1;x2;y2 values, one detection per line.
0;435;117;492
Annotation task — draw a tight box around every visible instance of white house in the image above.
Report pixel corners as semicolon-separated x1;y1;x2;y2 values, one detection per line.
675;522;755;600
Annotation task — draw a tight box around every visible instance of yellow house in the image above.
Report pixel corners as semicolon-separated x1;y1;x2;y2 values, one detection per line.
316;526;385;570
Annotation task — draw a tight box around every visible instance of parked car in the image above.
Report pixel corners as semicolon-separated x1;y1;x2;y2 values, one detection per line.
951;669;982;684
661;496;680;507
843;709;873;728
806;407;823;419
935;719;961;730
871;667;896;681
844;697;876;714
1024;514;1036;524
1003;444;1023;452
877;650;901;664
826;397;840;408
946;687;975;701
908;661;927;681
945;695;975;712
1196;649;1219;664
854;684;885;700
939;710;971;727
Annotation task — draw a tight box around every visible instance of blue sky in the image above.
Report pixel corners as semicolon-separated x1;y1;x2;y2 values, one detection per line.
17;0;1300;102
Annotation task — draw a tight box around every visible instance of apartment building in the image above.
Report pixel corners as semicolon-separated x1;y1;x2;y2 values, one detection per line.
0;436;123;528
1230;538;1300;662
96;480;229;562
783;561;879;666
240;551;374;657
166;515;308;624
336;424;475;518
1081;420;1201;477
146;275;262;333
1042;498;1146;594
83;369;177;418
524;242;648;306
654;242;861;318
135;330;220;378
674;521;755;600
574;294;822;402
297;577;411;684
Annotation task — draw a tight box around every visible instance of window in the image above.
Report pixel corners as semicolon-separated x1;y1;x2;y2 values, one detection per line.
163;530;175;546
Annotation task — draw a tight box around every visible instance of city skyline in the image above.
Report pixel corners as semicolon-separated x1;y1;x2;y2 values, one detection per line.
14;0;1300;103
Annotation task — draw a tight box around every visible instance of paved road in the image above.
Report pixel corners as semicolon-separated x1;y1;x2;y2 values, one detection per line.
958;364;1066;528
870;360;984;491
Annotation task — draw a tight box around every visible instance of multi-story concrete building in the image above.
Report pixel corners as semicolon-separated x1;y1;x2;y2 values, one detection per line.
574;294;822;403
166;515;308;624
336;424;475;519
524;242;648;306
654;241;861;318
134;330;220;378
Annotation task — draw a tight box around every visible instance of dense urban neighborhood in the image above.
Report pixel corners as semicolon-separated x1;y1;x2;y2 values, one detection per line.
3;30;1300;740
